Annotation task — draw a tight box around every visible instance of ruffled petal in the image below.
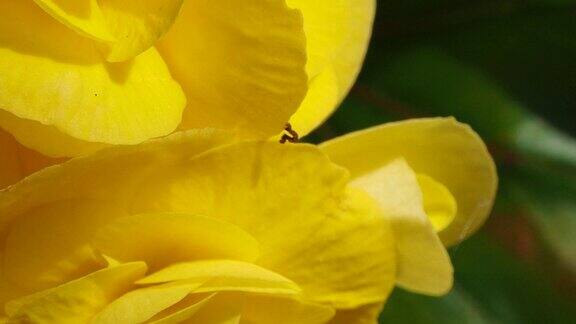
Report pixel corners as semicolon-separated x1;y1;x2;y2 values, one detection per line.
131;142;396;308
93;285;205;324
95;259;303;323
0;132;395;310
5;262;147;323
158;0;308;138
33;0;184;61
137;260;300;297
417;174;458;232
243;295;335;324
0;111;107;158
0;1;186;156
0;130;22;189
351;159;453;295
320;117;497;246
329;303;383;324
92;213;260;271
0;127;65;190
4;200;128;291
0;129;234;237
287;0;376;136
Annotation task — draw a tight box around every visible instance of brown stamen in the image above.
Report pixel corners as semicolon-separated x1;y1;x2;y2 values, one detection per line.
280;123;299;144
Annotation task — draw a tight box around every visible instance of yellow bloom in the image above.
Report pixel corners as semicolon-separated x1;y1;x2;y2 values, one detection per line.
0;0;374;159
0;129;395;323
321;117;498;295
0;118;496;323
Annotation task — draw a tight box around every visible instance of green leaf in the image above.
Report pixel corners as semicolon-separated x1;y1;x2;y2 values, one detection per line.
360;45;576;168
380;235;576;323
379;285;494;324
508;165;576;271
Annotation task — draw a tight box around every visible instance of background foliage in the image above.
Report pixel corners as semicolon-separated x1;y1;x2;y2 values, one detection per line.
309;1;576;322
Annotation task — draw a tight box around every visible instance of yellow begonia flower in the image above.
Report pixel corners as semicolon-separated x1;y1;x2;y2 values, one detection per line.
0;129;397;323
320;117;498;296
0;0;374;159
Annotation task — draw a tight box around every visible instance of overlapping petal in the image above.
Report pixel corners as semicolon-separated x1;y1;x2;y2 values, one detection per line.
158;0;308;138
287;0;376;136
92;214;260;271
0;1;186;157
320;117;497;246
5;262;147;323
130;141;396;308
33;0;184;62
0;130;21;189
4;200;126;291
0;128;62;190
351;159;453;295
0;131;396;317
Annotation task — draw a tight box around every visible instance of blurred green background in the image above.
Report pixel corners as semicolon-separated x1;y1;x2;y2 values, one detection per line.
309;1;576;322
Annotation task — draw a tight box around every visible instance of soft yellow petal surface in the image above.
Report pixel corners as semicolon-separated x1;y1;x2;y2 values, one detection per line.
131;142;396;308
33;0;184;61
0;110;107;158
0;253;28;315
182;293;243;324
93;284;203;324
0;129;234;239
5;262;146;323
351;159;453;295
137;260;300;297
4;199;127;291
0;130;21;189
417;174;458;232
158;0;307;138
329;303;383;324
242;295;335;324
320;117;498;246
0;134;395;310
287;0;376;136
31;0;113;42
143;293;243;324
96;259;304;324
0;1;186;156
148;293;215;324
93;213;260;271
0;128;63;189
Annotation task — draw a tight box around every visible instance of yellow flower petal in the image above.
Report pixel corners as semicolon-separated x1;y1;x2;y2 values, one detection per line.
0;130;21;189
93;284;204;324
93;213;260;271
148;293;216;324
0;133;395;310
131;142;396;308
0;110;107;158
0;1;186;156
5;262;147;323
3;200;127;292
0;129;234;237
180;293;243;324
287;0;376;136
0;253;28;315
33;0;184;62
96;259;304;323
417;174;458;232
31;0;114;42
0;127;65;189
320;117;498;246
243;295;335;324
329;302;383;324
137;260;300;297
157;0;308;138
351;159;453;295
